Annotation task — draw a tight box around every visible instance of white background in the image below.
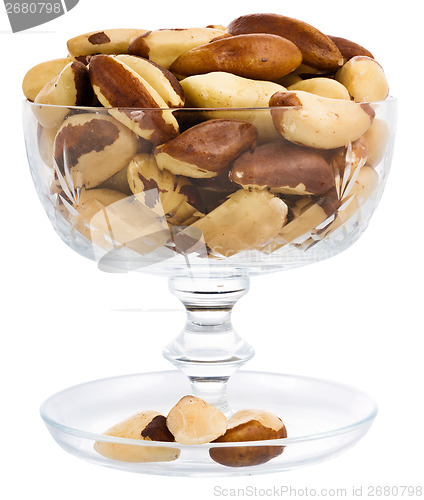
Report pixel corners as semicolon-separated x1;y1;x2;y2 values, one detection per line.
1;0;423;498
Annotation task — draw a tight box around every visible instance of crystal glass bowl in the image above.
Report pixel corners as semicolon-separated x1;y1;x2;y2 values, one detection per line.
24;98;397;475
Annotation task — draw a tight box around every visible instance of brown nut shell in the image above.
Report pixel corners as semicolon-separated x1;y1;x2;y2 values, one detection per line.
53;113;138;190
230;140;335;196
154;119;258;178
67;28;148;56
226;13;343;71
89;55;179;144
94;410;179;463
167;396;227;445
270;90;374;149
170;34;302;81
210;409;287;467
129;28;230;69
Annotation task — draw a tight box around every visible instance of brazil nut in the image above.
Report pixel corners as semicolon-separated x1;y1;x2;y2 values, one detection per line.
114;55;184;107
189;189;288;257
22;57;73;102
94;410;180;463
226;13;343;71
170;34;302;81
34;61;93;128
154;119;258;178
67;28;148;56
89;55;179;144
53;113;138;190
129;27;229;69
288;77;350;100
270;90;375;149
230;140;335;196
127;154;200;225
335;56;389;102
328;35;374;61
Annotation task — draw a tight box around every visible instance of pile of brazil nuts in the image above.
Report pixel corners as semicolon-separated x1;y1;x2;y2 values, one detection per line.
94;395;287;467
23;13;390;258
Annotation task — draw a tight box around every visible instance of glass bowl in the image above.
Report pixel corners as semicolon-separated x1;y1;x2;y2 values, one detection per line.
40;370;377;477
24;98;396;475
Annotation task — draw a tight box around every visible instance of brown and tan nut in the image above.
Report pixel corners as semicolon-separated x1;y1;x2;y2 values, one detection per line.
226;13;343;71
363;119;389;166
210;409;287;467
270;90;375;149
89;55;179;144
293;63;337;79
166;396;227;445
127;154;200;225
154;119;258;179
53;113;138;190
189;189;288;257
94;410;180;463
170;34;302;81
33;61;93;128
328;35;374;61
114;55;184;108
230;140;335;196
288;77;350;100
335;56;389;102
67;28;148;57
22;57;73;102
128;28;230;69
180;72;286;142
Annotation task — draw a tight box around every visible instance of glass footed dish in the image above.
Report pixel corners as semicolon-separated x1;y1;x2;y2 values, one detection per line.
24;98;397;475
40;370;378;477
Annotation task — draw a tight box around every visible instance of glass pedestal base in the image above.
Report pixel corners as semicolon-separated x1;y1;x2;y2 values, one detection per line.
40;370;377;477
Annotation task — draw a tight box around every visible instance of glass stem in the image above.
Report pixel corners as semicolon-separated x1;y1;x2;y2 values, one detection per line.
163;275;254;414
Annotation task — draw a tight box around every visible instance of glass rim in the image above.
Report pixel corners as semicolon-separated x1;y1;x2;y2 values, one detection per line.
24;95;398;113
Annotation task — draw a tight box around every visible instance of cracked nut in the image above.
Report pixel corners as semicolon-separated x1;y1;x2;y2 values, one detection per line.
209;409;287;467
166;396;227;445
94;410;180;463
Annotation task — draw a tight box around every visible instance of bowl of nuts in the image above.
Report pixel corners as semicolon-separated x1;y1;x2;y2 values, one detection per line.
24;12;396;476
